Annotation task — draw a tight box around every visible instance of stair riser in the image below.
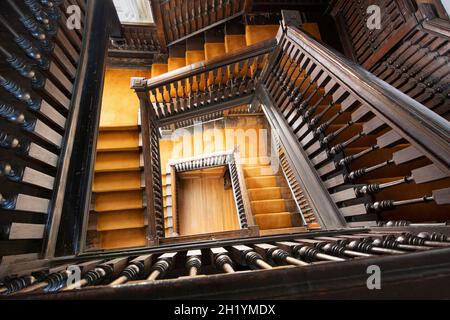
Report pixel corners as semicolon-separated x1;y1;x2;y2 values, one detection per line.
252;200;297;214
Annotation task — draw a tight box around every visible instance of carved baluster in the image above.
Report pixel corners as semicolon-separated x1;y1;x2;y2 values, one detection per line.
296;238;372;257
368;196;435;214
40;0;62;7
356;176;414;197
183;0;190;35
0;44;44;86
0;131;30;156
322;132;406;188
185;250;202;276
109;254;153;285
150;88;162;118
233;60;245;96
164;83;174;114
238;57;252;94
0;102;36;132
0;75;41;111
193;74;201;106
173;80;182;113
23;0;58;36
229;245;273;270
0;46;69;110
263;38;286;85
397;232;450;248
210;247;235;273
0;162;24;183
417;232;450;243
202;0;210;28
6;0;50;48
253;243;309;267
328;236;408;255
0;276;37;295
199;71;208;106
0;15;49;69
196;0;203;29
311;115;387;169
356;234;433;251
146;253;178;281
63;258;128;291
174;0;185;38
0;193;17;210
247;54;265;93
276;241;346;262
15;262;92;294
209;68;219;102
270;45;297;93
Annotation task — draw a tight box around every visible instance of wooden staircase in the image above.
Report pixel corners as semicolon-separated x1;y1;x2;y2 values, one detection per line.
87;22;321;249
153;23;281;80
244;164;304;235
87;69;151;250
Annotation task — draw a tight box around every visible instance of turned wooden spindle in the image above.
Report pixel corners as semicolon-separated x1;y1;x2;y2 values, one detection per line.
253;243;309;267
185;250;202;277
230;245;273;270
110;254;153;286
276;241;346;262
146;253;177;281
210;247;236;273
63;258;128;291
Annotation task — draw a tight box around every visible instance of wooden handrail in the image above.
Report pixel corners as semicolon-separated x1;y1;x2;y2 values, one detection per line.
136;38;277;90
283;25;450;173
45;0;122;258
233;150;257;229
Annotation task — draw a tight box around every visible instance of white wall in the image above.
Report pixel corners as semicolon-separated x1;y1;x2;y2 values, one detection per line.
442;0;450;18
113;0;154;24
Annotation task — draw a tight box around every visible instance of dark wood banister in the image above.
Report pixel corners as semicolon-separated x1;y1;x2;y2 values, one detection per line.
283;25;450;174
44;0;122;258
139;39;277;90
233;150;257;231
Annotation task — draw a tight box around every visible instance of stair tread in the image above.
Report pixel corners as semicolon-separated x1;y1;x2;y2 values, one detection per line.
252;199;296;214
246;176;278;188
245;25;280;46
244;166;279;177
97;130;140;152
95;151;141;172
225;35;247;53
254;212;300;230
100;228;147;250
93;171;142;193
96;209;145;231
204;43;226;61
248;187;285;201
185;50;205;65
168;57;186;71
95;190;143;212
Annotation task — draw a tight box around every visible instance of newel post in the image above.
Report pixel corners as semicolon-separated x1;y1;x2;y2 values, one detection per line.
132;77;164;246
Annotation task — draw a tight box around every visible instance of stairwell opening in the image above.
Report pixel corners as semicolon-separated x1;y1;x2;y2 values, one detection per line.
175;166;240;236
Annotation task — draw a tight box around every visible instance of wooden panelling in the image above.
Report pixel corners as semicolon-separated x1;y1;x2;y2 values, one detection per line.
330;0;450;119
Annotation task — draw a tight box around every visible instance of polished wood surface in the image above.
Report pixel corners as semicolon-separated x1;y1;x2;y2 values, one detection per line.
177;167;240;236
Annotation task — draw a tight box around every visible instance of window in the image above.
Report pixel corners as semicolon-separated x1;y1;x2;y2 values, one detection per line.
113;0;154;24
